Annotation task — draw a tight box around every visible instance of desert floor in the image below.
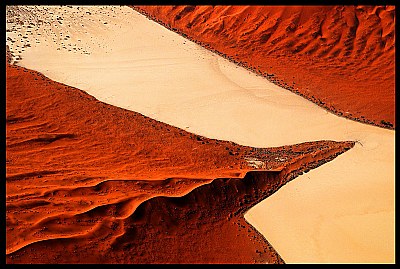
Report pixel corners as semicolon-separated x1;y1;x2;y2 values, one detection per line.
6;5;395;263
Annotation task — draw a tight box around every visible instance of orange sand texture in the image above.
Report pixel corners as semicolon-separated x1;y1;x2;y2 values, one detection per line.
134;5;395;128
6;5;395;264
6;62;353;263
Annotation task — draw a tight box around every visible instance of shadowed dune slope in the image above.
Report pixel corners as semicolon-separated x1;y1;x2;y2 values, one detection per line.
6;61;354;263
133;5;395;129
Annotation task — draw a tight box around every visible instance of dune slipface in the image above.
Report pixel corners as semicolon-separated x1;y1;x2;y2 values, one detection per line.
6;61;353;263
133;5;395;129
6;5;395;264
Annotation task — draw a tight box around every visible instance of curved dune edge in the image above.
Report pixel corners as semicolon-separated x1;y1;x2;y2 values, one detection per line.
131;5;395;130
125;6;395;263
6;61;354;263
5;5;394;263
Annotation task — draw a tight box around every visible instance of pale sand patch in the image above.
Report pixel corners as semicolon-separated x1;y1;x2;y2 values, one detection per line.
246;140;395;263
6;5;395;263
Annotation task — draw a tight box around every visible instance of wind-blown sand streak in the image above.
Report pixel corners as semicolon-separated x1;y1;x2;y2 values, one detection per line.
6;5;395;263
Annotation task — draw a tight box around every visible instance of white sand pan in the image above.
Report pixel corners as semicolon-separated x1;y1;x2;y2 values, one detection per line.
6;5;395;263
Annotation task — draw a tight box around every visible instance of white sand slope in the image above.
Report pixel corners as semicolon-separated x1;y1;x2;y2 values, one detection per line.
6;5;395;263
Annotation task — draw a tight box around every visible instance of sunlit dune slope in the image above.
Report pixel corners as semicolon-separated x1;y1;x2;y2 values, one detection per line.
133;5;395;129
6;61;353;263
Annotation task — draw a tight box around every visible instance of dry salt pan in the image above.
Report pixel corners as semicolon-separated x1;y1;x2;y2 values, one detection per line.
6;5;395;263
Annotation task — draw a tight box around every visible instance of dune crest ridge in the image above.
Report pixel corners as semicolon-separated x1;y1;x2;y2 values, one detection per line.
6;62;354;263
6;5;393;264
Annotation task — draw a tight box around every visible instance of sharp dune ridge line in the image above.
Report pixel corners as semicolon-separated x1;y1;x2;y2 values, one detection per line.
6;5;395;263
6;61;353;263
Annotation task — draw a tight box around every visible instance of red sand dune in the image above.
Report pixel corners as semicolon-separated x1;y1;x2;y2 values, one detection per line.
6;58;354;263
133;5;395;129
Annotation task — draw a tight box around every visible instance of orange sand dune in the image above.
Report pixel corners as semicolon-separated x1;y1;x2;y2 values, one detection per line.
133;5;395;129
6;61;354;263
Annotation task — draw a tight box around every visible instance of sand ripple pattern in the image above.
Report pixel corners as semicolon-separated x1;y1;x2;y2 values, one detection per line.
134;5;395;128
6;62;353;263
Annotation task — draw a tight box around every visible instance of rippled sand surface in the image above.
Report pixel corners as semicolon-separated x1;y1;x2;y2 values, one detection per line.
6;5;395;263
